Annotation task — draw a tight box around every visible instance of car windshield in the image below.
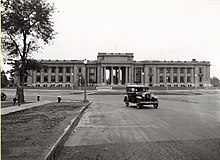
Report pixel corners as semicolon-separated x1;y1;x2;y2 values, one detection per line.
127;87;147;92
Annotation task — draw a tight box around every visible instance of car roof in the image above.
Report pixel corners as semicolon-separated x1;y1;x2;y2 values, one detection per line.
126;85;148;88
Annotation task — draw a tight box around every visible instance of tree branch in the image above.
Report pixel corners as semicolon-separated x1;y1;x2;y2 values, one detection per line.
7;32;22;57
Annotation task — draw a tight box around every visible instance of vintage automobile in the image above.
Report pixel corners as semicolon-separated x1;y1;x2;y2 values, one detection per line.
123;85;159;109
1;92;7;101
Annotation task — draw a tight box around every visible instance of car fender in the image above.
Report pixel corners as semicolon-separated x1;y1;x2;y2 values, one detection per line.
124;95;128;102
136;96;142;100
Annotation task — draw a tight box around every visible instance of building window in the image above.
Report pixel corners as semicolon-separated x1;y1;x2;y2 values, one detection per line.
187;68;191;74
59;76;63;82
199;68;203;73
149;76;152;83
199;76;202;82
149;67;152;73
43;68;48;73
51;76;55;82
180;68;184;74
173;68;177;74
135;68;141;83
66;67;71;73
66;76;70;82
159;68;163;74
167;77;170;83
89;73;95;83
37;69;41;73
36;76;41;82
78;67;82;73
44;76;48;82
159;76;163;83
51;67;56;73
166;68;170;74
59;67;63;73
173;76;177;83
187;76;191;83
180;76;184;83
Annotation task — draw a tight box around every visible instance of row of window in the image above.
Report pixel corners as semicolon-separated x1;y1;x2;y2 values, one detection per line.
37;67;82;74
35;84;72;87
159;75;203;83
136;67;203;74
36;74;96;83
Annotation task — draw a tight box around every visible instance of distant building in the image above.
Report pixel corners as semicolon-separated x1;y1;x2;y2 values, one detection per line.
25;53;211;87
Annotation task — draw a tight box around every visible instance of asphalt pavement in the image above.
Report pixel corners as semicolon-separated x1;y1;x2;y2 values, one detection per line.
56;92;220;160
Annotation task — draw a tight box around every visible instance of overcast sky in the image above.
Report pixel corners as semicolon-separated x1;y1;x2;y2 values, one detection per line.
2;0;220;78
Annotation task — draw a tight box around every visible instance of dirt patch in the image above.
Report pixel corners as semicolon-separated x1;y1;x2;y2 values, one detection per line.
1;101;89;160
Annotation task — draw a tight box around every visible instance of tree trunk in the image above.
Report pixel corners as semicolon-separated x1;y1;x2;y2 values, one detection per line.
20;64;25;103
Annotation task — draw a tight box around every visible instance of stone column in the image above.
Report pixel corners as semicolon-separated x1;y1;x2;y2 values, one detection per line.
157;67;160;84
140;68;144;84
177;67;180;84
206;66;210;84
100;67;103;84
163;67;167;84
125;67;128;84
203;67;206;84
74;66;78;85
184;67;187;84
48;67;51;83
55;67;59;83
33;70;36;83
103;67;106;84
144;66;149;84
93;67;97;84
134;67;137;84
131;66;134;84
129;67;132;84
153;67;157;85
40;69;44;83
118;67;121;85
63;67;66;83
97;65;101;84
191;68;194;84
111;67;114;85
170;67;174;84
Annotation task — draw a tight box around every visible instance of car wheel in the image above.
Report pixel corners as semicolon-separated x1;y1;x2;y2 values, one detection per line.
1;94;6;101
137;101;141;109
154;104;158;109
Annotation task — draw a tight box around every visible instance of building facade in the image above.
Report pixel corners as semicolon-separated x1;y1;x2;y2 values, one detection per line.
26;53;211;87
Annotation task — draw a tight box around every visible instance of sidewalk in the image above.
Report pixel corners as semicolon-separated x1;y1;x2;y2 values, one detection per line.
1;101;52;115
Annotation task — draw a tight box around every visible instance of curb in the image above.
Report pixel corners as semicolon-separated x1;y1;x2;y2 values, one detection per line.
45;101;92;160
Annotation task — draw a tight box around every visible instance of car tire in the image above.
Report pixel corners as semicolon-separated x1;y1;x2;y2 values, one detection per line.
1;94;6;101
137;101;141;109
153;104;158;109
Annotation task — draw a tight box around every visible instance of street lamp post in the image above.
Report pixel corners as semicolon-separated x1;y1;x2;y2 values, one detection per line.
79;77;81;91
142;72;145;85
83;59;89;102
195;74;198;92
166;77;169;90
71;73;74;93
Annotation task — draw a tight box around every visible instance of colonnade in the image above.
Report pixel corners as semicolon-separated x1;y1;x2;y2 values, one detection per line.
28;65;210;87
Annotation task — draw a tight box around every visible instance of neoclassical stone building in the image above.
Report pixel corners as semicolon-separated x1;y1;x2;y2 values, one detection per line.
26;53;211;87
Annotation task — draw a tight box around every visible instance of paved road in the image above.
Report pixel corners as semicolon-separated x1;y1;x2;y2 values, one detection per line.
55;92;220;160
2;88;220;159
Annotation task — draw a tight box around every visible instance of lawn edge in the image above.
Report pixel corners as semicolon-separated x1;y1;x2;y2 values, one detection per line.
44;101;92;160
